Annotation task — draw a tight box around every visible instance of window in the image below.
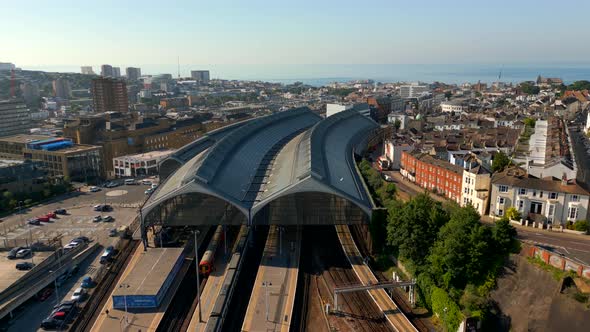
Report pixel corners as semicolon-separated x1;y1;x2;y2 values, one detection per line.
517;200;524;211
539;191;543;198
499;185;509;193
568;207;578;220
498;197;505;205
518;188;526;195
571;195;580;202
549;192;558;200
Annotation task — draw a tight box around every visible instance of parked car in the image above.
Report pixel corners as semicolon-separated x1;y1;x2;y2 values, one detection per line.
37;288;53;301
151;183;158;189
71;287;86;302
64;241;82;250
54;208;67;215
55;274;68;286
93;204;112;212
36;216;50;223
144;188;154;195
382;174;393;182
102;215;114;222
81;276;93;288
100;246;115;264
124;179;137;185
53;300;76;309
89;186;101;192
7;247;24;259
141;179;152;185
16;248;32;258
92;215;102;222
40;318;62;330
109;228;118;237
67;264;79;277
73;236;90;243
28;218;41;225
46;212;57;218
16;262;35;270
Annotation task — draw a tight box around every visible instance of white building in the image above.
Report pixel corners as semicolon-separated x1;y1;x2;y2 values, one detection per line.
441;99;469;113
113;150;176;178
384;140;413;170
585;112;590;133
461;164;491;216
326;103;371;119
387;113;407;129
490;167;589;226
399;83;429;99
0;62;15;71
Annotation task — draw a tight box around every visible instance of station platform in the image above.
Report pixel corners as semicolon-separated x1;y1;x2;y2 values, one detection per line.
91;230;208;332
113;247;184;309
335;225;416;332
242;226;301;332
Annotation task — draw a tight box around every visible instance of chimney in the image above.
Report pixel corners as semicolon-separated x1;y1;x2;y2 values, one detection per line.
561;173;568;186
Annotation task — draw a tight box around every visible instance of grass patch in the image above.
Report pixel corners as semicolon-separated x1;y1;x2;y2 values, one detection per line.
526;256;577;281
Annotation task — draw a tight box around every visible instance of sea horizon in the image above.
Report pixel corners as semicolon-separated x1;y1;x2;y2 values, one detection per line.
15;63;590;87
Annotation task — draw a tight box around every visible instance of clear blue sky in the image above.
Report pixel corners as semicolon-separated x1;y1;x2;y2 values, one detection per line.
2;0;589;67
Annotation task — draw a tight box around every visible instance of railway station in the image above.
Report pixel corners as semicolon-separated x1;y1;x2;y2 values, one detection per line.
84;107;418;332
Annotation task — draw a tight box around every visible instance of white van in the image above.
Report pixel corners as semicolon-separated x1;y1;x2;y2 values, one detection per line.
124;179;136;185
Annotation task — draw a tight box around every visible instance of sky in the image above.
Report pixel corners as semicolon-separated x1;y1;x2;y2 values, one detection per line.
2;0;590;69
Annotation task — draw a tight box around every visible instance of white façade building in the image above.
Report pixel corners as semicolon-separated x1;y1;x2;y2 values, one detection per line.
490;167;589;226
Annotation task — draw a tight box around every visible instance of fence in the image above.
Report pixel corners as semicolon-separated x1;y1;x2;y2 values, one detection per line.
525;245;590;279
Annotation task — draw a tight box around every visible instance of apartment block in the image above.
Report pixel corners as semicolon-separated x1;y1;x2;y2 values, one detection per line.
400;151;463;203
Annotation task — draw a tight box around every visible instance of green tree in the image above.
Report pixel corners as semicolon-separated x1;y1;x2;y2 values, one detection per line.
491;151;511;173
523;118;536;128
505;207;521;221
520;82;540;95
573;220;589;233
567;80;590;91
387;194;449;270
3;191;13;201
493;217;517;254
427;205;482;290
369;208;388;254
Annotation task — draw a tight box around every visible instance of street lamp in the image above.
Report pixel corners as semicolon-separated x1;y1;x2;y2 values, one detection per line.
119;283;131;323
262;281;272;321
193;229;202;322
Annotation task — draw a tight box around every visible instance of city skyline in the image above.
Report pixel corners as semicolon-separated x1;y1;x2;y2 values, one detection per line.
3;0;590;67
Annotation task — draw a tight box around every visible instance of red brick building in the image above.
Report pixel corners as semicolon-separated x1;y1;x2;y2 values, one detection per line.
400;151;463;203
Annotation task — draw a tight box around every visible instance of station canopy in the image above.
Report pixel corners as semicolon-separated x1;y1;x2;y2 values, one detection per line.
142;107;379;226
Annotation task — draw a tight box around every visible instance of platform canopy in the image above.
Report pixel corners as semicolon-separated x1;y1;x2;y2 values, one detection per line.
142;107;378;226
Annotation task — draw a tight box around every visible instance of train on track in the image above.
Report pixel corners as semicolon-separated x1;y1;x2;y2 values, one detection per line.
199;225;225;276
205;225;249;331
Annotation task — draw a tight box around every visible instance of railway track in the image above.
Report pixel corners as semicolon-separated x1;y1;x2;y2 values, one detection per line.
299;226;392;332
71;239;139;332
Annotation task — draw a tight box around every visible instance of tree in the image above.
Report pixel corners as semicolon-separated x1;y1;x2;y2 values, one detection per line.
505;207;521;221
492;151;511;173
387;194;449;270
370;208;388;254
393;119;401;131
523;118;536;128
520;82;540;95
444;91;453;99
427;205;482;290
493;217;517;254
574;220;589;233
567;80;590;91
3;191;13;201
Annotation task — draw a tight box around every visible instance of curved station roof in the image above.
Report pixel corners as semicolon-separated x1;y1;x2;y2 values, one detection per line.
142;107;378;223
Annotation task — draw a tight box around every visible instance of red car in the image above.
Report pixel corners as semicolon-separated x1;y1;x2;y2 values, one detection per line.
37;216;50;222
37;288;53;301
46;212;57;219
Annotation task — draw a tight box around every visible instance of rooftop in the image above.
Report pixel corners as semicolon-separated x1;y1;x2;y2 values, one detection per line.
492;167;589;196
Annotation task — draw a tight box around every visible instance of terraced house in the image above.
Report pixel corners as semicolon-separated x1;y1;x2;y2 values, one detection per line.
490;167;589;226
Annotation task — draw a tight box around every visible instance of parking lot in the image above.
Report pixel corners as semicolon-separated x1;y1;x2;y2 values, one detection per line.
0;179;158;331
0;180;154;248
0;251;53;293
